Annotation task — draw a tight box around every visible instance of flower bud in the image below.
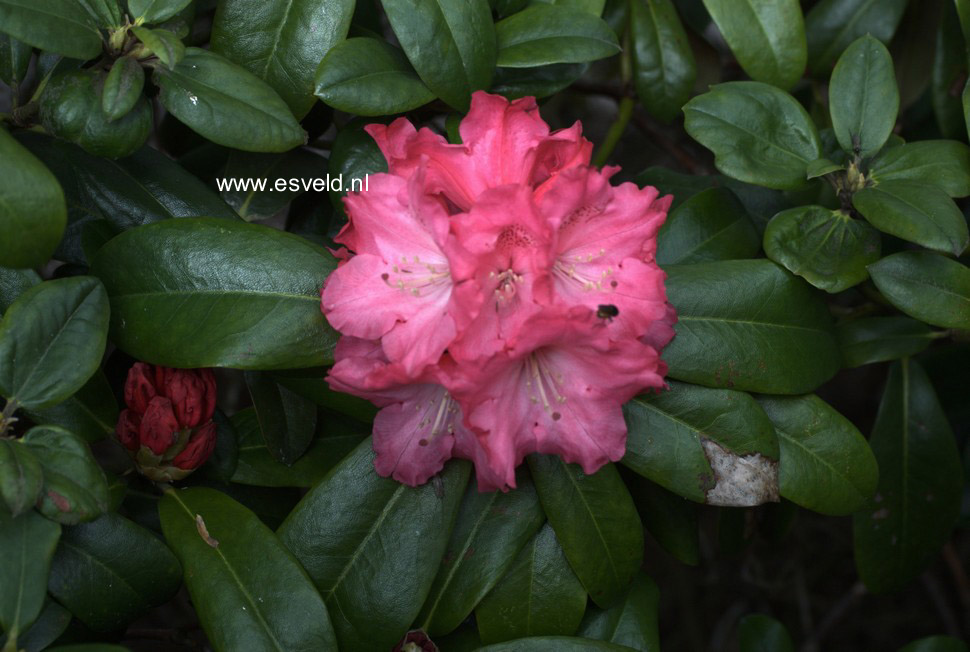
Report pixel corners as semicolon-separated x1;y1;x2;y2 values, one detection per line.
115;363;218;482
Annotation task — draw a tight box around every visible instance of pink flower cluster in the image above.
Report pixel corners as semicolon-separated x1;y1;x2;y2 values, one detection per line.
322;92;674;491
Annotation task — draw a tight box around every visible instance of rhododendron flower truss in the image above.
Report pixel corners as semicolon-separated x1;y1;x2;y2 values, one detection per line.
322;91;675;492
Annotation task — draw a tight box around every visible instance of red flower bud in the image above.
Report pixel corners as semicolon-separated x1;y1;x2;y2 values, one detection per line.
140;396;180;455
172;420;217;470
115;409;141;452
124;362;157;414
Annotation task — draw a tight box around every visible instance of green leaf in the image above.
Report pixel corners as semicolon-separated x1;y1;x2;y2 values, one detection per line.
128;0;191;23
211;0;353;118
933;2;966;140
629;0;696;123
219;148;326;221
474;638;636;652
683;82;821;190
763;206;880;293
804;0;907;76
828;35;899;158
0;0;101;60
806;157;843;179
869;140;970;198
279;440;469;651
701;0;806;90
0;269;39;315
25;370;118;443
382;0;495;111
0;440;41;517
527;456;642;607
490;62;587;100
0;128;66;270
757;394;877;515
327;120;387;217
314;37;435;116
738;614;794;652
22;426;108;525
853;360;964;593
15;600;72;652
418;469;545;637
623;382;779;505
91;218;338;369
899;636;970;652
577;571;660;651
854;181;969;256
159;487;337;652
101;56;145;121
0;277;108;410
77;0;122;28
131;26;184;70
0;509;60;642
272;369;379;423
154;48;306;153
47;513;181;631
837;316;937;368
0;33;32;86
626;475;699;565
656;187;759;265
245;371;317;465
868;251;970;330
475;523;587;644
495;5;620;68
662;260;840;394
635;167;719;210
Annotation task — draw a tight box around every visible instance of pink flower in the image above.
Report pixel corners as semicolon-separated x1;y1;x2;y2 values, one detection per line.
322;91;674;491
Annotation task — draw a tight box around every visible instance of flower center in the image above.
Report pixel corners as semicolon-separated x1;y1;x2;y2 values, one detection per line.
525;354;566;421
489;268;524;305
417;389;459;446
382;255;451;298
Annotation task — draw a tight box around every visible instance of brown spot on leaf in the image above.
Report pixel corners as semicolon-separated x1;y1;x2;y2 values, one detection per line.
48;490;71;512
195;514;219;548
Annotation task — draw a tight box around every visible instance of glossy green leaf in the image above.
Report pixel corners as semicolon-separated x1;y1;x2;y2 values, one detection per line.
806;158;843;179
382;0;496;111
0;33;32;86
490;62;587;100
154;48;306;153
853;360;964;593
474;638;635;652
101;56;145;121
418;469;545;637
701;0;805;90
77;0;122;27
528;456;642;607
0;128;66;270
91;218;338;369
0;269;39;315
245;371;317;465
25;370;118;443
272;369;379;423
314;38;435;116
0;277;108;410
763;206;880;293
279;440;469;651
626;475;699;565
868;251;970;330
683;82;821;190
47;513;181;631
869;140;970;198
159;487;337;652
211;0;353;117
22;426;108;525
495;5;620;67
327;120;387;217
899;636;970;652
804;0;907;76
0;509;60;643
623;382;779;505
0;1;101;60
757;394;877;515
933;2;966;140
131;26;184;70
635;167;719;210
629;0;695;123
577;571;660;651
475;523;587;643
15;600;71;652
128;0;191;23
656;187;759;265
829;35;899;157
219;148;325;221
738;614;794;652
663;260;840;394
837;317;937;368
0;439;42;516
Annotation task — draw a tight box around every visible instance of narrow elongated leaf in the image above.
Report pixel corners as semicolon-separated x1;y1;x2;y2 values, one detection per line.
683;82;821;190
418;469;545;636
804;0;907;75
382;0;496;111
577;571;660;651
25;370;118;443
528;456;642;607
154;48;306;153
245;371;317;465
159;487;337;652
656;187;759;265
0;439;42;516
0;127;66;269
739;614;794;652
869;141;970;198
853;360;964;593
868;251;970;330
91;218;338;369
495;5;620;67
211;0;354;117
0;277;108;409
702;0;806;90
314;38;435;116
629;0;695;123
128;0;191;23
47;513;182;632
279;440;469;651
623;382;779;505
100;56;145;121
475;523;587;644
0;509;60;642
829;35;899;157
837;317;937;368
0;1;101;60
0;33;32;86
662;260;840;394
763;206;880;293
757;395;877;515
22;426;108;525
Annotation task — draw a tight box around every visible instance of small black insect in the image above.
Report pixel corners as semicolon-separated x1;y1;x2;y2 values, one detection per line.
596;304;619;321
